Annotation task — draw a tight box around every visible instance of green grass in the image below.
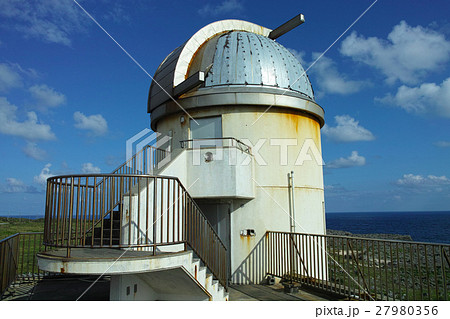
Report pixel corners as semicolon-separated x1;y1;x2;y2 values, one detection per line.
0;218;46;280
325;242;450;301
0;217;45;240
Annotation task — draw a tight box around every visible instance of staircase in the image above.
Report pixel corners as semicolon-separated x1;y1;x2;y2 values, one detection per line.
188;254;229;301
41;144;229;301
85;211;121;246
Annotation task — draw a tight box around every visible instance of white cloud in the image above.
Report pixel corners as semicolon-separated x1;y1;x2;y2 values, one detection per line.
434;141;450;148
102;2;130;23
0;63;22;92
29;84;66;109
322;115;375;142
287;48;306;64
81;163;101;174
33;163;53;186
22;142;47;161
0;97;56;141
309;53;365;95
2;177;38;193
0;0;87;46
378;77;450;118
327;151;366;169
324;184;349;197
198;0;244;16
396;174;450;190
73;111;108;136
340;21;450;84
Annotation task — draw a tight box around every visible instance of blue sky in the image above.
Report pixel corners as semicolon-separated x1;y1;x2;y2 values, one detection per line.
0;0;449;215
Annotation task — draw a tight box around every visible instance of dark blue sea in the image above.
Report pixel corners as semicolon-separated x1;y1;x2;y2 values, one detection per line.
2;212;450;244
326;211;450;244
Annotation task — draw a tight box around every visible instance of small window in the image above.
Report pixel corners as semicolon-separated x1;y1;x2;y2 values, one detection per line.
190;116;222;148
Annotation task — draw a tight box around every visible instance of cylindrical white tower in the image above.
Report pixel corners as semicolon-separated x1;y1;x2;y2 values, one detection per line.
148;20;325;284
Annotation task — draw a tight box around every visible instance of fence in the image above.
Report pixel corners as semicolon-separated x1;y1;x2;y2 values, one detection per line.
266;231;450;300
0;232;45;297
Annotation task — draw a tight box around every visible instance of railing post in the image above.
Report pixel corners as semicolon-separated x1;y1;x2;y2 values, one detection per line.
153;177;157;256
91;177;97;247
44;180;51;245
440;245;448;300
67;177;75;258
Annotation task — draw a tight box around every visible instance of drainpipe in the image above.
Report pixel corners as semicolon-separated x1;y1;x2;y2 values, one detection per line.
288;171;296;233
288;172;293;232
288;171;296;283
291;171;296;232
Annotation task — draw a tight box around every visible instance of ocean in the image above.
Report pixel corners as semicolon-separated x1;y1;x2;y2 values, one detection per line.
326;211;450;244
2;211;450;244
1;215;44;220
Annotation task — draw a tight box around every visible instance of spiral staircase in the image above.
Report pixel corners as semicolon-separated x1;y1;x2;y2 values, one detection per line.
37;145;229;301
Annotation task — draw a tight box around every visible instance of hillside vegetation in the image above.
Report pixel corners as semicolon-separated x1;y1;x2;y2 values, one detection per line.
0;217;45;240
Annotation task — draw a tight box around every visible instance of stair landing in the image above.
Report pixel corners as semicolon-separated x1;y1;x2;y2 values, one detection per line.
37;248;188;275
37;248;228;300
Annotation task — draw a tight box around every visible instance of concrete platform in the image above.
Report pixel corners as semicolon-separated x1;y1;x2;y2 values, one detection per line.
229;284;331;301
38;248;175;260
4;278;332;301
37;248;190;275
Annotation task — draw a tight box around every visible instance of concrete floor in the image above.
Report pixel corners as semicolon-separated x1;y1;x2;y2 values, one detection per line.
3;276;331;301
3;276;110;301
229;284;331;301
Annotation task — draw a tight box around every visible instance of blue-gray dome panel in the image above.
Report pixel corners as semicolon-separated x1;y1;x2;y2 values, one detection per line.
205;31;314;100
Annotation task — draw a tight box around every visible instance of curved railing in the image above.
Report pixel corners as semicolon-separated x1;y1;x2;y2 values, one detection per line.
81;145;170;236
43;174;227;288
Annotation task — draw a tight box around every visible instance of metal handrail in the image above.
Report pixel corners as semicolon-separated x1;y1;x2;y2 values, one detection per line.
266;231;450;301
1;232;46;298
108;145;169;177
83;145;170;235
44;174;228;288
180;137;252;154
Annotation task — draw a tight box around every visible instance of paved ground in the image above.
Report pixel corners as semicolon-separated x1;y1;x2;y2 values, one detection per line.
229;284;301;301
3;276;110;301
3;276;332;301
229;284;331;301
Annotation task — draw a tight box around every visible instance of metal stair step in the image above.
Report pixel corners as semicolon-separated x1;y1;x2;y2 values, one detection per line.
84;237;120;246
99;220;121;230
93;228;120;237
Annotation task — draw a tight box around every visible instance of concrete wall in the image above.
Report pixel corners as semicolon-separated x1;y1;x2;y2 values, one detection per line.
186;147;254;199
110;271;211;301
110;273;158;301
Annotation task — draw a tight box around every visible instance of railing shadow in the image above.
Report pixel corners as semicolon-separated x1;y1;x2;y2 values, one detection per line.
231;235;267;285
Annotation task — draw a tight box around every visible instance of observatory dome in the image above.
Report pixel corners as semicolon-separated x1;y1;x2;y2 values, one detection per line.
148;20;323;128
188;31;314;99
